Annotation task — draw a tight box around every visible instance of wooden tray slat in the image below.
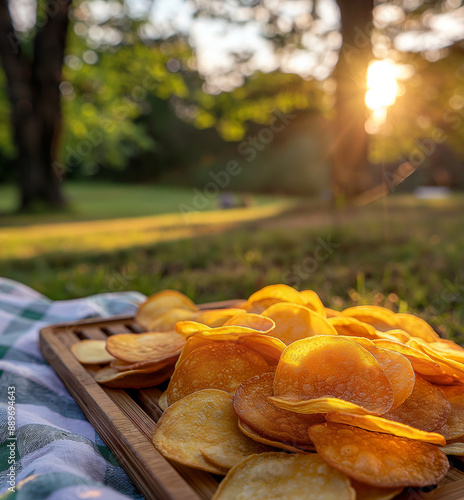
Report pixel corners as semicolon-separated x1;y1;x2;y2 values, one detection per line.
40;311;464;500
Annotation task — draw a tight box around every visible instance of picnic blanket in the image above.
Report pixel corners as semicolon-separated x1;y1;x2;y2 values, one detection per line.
0;278;146;500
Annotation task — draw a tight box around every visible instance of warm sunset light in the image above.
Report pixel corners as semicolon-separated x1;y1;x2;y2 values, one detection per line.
365;59;399;112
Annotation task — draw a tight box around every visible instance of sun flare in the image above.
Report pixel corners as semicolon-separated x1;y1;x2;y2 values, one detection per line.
365;59;399;112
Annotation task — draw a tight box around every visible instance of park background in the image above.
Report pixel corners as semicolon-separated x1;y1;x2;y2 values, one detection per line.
0;0;463;342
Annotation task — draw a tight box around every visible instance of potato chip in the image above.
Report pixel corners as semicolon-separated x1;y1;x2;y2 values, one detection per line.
328;317;378;340
341;306;398;332
308;423;449;488
158;391;168;411
174;328;285;368
299;290;327;317
71;340;115;364
212;452;356;500
395;313;439;343
136;290;197;329
165;342;275;407
110;357;173;372
350;480;403;500
152;389;273;474
222;313;275;333
374;329;411;344
233;372;324;450
325;412;445;445
384;376;451;432
270;396;377;415
273;336;394;415
436;385;464;440
346;337;414;410
261;303;337;344
95;364;173;389
407;338;464;383
147;308;198;332
237;420;310;453
193;308;247;327
325;307;340;318
329;318;410;344
106;331;185;363
175;320;274;339
431;339;464;361
373;340;444;378
245;284;305;313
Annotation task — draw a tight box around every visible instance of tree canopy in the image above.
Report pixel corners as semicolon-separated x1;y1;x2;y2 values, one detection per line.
1;0;464;206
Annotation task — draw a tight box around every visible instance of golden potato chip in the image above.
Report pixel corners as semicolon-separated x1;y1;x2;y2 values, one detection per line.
431;339;464;364
261;303;337;344
395;313;439;343
299;290;326;317
175;319;211;337
193;308;246;327
273;336;394;415
174;328;285;368
175;320;274;339
165;342;275;406
384;376;450;432
136;290;197;329
308;423;449;488
106;331;185;363
373;339;443;378
407;338;464;383
374;329;411;344
71;340;115;364
245;284;305;313
341;306;398;332
152;389;273;474
325;307;340;318
95;364;173;388
350;480;403;500
110;357;173;372
346;337;414;410
270;396;377;415
158;391;168;411
147;308;198;332
222;313;275;333
437;385;464;440
325;412;445;445
212;452;356;500
329;317;378;340
233;372;323;450
237;419;310;453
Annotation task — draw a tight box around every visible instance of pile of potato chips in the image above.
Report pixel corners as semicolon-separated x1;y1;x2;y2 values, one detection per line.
73;284;464;499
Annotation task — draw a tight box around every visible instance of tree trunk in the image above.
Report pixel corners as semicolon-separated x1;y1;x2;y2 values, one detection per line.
332;0;375;203
0;0;71;211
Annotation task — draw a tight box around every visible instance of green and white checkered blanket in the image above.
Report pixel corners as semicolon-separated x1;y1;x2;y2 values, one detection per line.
0;278;146;500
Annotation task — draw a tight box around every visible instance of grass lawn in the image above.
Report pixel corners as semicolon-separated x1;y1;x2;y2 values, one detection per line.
0;182;285;226
1;183;463;343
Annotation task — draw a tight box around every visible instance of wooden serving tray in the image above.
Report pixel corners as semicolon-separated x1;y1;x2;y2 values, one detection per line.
39;305;464;500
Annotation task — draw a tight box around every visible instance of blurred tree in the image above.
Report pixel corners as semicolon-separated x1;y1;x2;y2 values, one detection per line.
332;0;374;201
1;0;464;207
0;0;71;210
187;0;375;201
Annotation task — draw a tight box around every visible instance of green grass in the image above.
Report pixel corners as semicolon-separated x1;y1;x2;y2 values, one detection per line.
1;187;463;343
0;182;284;226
